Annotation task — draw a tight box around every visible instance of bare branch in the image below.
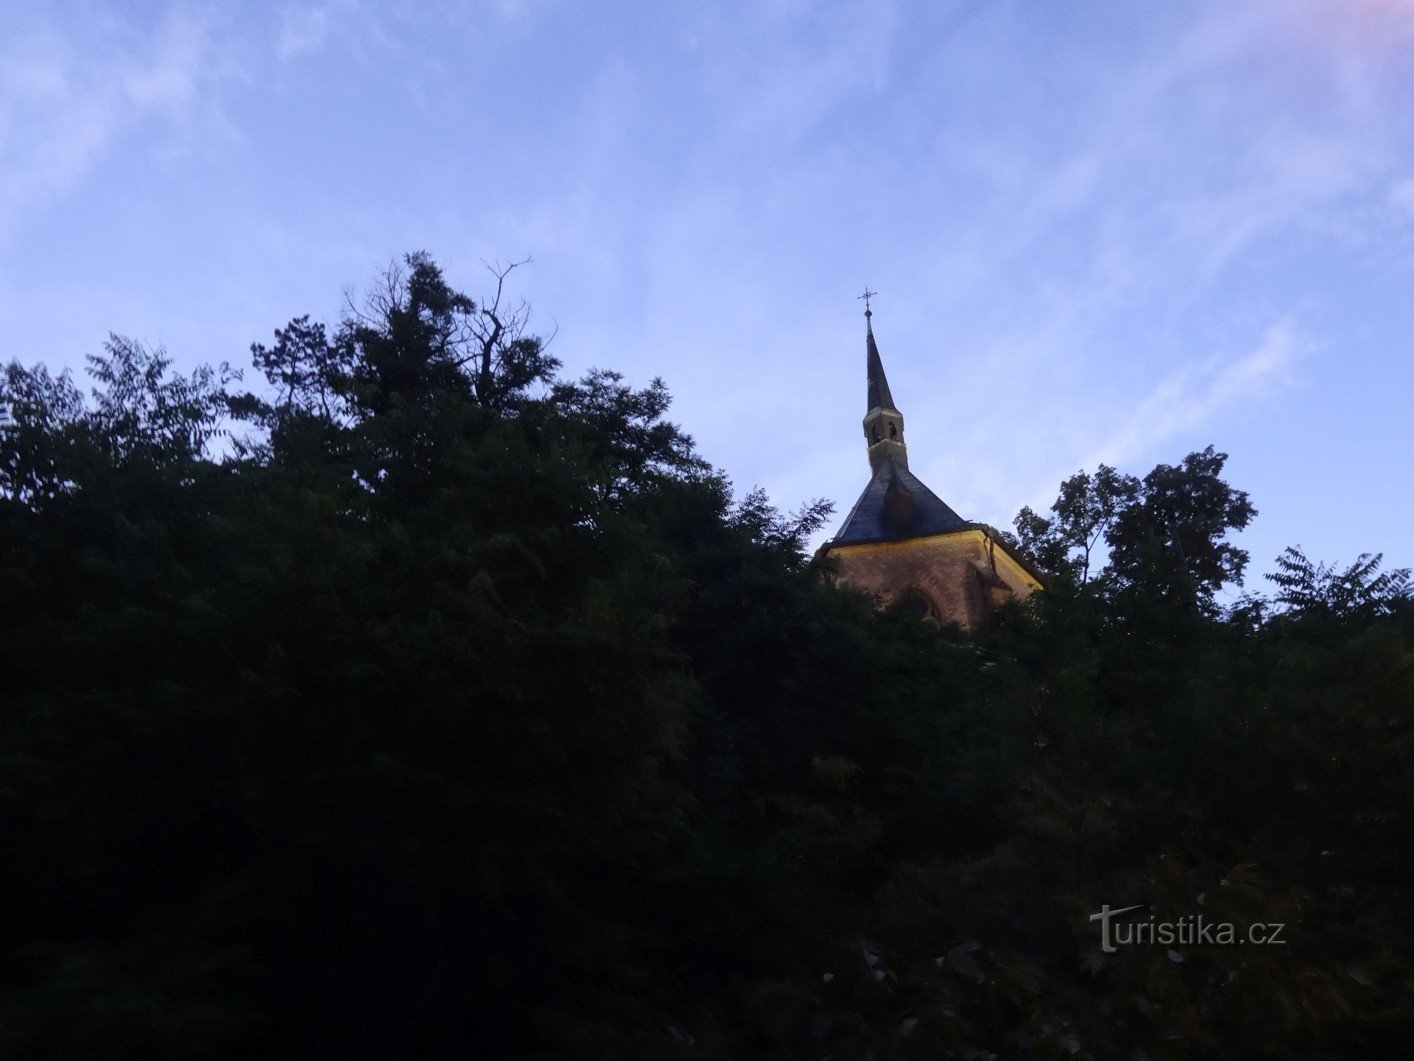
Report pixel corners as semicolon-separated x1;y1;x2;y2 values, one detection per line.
480;256;532;319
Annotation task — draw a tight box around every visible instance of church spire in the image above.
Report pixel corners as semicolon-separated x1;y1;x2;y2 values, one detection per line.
865;311;896;413
857;291;906;474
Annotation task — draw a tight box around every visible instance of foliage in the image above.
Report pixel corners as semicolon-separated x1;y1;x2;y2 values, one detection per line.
1266;546;1411;621
1104;446;1257;611
1015;447;1255;613
1;257;1410;1058
1014;463;1138;586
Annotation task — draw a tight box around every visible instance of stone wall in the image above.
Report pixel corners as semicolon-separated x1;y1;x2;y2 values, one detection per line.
823;529;1041;629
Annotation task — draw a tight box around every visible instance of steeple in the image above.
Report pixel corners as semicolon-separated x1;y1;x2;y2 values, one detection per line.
820;290;1046;629
827;299;967;545
865;312;896;412
858;295;906;475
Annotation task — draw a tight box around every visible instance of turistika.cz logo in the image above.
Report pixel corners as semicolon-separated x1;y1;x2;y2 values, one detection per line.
1089;904;1287;954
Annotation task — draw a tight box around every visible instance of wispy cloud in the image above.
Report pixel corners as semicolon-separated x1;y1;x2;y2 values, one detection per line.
278;7;333;59
933;321;1304;535
1390;178;1414;213
0;7;233;241
883;0;1404;529
277;2;363;60
124;12;212;109
1078;322;1301;474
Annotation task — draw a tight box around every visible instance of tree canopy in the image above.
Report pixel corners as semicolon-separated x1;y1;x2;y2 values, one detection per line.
1;255;1410;1058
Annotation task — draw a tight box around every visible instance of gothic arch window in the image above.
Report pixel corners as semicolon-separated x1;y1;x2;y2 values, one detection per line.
902;586;941;624
889;421;897;439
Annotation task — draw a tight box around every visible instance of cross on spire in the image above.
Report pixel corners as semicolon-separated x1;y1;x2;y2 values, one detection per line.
857;287;877;318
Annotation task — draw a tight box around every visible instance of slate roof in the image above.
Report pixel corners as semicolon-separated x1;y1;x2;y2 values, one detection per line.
825;312;970;545
819;310;1046;582
829;459;971;545
866;319;896;412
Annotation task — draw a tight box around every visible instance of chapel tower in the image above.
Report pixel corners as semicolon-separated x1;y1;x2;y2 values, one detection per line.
817;299;1043;627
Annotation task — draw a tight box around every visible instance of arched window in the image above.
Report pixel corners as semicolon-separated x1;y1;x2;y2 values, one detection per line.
901;586;941;624
889;421;897;439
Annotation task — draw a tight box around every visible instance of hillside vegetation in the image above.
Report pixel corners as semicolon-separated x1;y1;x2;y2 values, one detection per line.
2;256;1410;1058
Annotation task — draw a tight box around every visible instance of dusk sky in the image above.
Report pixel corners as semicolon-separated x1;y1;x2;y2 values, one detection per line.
4;0;1412;593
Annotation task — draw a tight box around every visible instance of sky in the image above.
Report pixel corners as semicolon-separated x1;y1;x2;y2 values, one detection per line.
3;0;1413;593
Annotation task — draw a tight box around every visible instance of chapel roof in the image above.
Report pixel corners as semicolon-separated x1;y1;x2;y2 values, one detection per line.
828;307;971;544
831;460;971;544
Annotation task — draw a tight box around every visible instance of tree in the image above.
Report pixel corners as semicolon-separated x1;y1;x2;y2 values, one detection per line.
1;338;236;513
235;253;559;443
1103;446;1255;611
547;368;708;507
84;336;236;469
337;253;559;414
1013;447;1254;612
1266;546;1411;621
4;258;1411;1058
1014;464;1139;586
0;359;85;507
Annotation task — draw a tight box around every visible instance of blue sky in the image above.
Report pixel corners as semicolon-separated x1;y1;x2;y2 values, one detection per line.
3;0;1413;591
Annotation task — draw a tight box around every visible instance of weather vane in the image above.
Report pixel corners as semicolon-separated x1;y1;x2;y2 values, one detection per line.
857;287;877;317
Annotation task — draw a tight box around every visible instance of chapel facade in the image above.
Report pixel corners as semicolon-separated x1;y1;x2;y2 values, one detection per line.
816;302;1043;627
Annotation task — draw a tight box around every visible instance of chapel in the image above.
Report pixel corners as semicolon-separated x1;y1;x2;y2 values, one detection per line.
817;299;1044;627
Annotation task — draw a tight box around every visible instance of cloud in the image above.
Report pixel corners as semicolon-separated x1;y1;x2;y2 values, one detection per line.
950;322;1303;532
958;0;1396;310
1390;178;1414;213
720;4;900;145
125;12;211;108
874;0;1402;526
275;1;404;71
278;4;336;60
0;8;232;241
1078;321;1301;473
